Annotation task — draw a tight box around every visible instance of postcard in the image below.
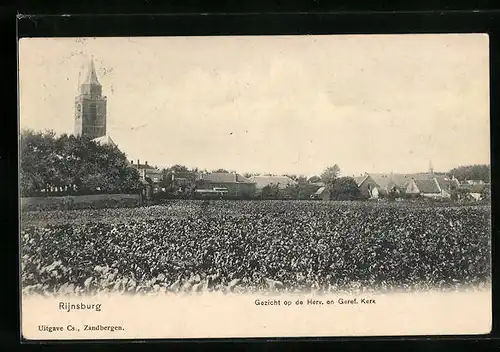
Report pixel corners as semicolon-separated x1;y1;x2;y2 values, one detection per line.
19;34;491;340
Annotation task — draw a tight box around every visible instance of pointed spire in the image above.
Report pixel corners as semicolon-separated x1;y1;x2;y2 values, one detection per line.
83;56;100;85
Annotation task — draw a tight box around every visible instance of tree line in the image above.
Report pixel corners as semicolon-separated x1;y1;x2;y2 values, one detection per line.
447;164;490;183
20;129;142;197
20;129;490;201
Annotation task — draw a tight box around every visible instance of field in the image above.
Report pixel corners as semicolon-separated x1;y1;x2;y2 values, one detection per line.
20;200;491;295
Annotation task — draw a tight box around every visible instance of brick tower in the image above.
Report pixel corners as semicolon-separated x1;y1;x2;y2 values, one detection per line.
74;58;107;139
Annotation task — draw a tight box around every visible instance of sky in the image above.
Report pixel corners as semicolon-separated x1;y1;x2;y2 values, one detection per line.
18;34;490;177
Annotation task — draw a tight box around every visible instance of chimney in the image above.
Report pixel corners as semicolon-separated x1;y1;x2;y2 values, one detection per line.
145;161;148;166
137;159;140;166
130;160;133;165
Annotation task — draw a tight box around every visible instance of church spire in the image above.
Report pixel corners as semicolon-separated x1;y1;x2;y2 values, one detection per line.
83;57;100;86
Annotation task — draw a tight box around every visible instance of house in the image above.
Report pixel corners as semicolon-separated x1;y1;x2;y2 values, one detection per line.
197;172;256;197
367;172;446;196
171;170;197;186
405;178;420;195
465;180;485;185
460;183;490;201
130;159;163;194
167;170;198;193
248;175;298;193
405;178;451;199
435;176;460;193
353;174;380;199
367;173;408;196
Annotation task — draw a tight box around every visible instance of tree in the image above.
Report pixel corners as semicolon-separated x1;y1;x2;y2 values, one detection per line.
213;169;229;173
321;165;340;185
450;187;469;202
19;129;57;194
19;129;142;196
170;165;190;173
276;182;324;200
261;184;280;199
330;177;361;201
308;175;321;183
296;176;308;185
448;164;490;183
297;183;319;199
159;169;174;189
159;165;198;198
281;184;298;199
480;186;491;202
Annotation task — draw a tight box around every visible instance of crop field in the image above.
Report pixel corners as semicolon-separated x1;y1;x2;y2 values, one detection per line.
20;200;491;295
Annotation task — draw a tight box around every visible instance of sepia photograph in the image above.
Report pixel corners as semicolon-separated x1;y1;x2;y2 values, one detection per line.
19;34;491;339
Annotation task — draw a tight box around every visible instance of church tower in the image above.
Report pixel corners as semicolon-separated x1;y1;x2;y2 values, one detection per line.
74;58;107;139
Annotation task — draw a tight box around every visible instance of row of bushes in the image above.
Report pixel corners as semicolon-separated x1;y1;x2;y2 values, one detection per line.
20;194;142;212
21;189;141;198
